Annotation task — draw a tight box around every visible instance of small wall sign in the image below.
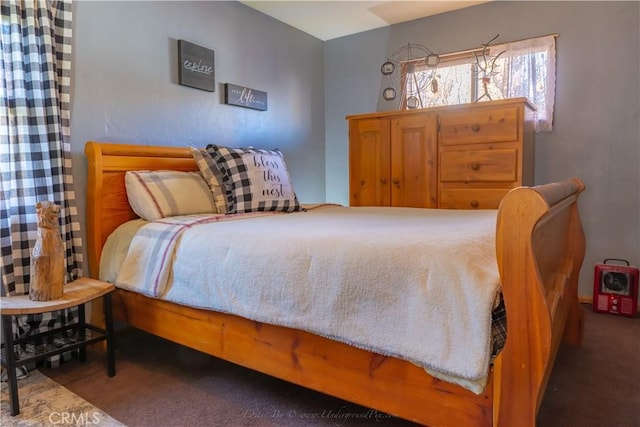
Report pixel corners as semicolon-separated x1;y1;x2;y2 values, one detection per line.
224;83;268;111
178;40;215;92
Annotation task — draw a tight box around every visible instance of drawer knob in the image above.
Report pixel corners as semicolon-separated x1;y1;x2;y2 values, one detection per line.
470;200;479;208
380;178;387;185
470;162;480;171
471;124;481;132
392;178;400;188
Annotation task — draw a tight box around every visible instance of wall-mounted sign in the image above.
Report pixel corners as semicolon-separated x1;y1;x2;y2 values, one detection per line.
178;40;215;92
224;83;267;111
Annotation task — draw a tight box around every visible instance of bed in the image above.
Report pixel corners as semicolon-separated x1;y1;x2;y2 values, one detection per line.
84;141;586;426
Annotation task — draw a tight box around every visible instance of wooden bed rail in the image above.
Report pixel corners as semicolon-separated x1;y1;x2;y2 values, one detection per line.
494;178;585;426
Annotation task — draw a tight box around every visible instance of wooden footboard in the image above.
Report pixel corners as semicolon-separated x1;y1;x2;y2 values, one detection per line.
494;178;585;426
84;141;585;426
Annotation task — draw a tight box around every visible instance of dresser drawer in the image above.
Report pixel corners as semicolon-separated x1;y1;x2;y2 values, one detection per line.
440;148;518;182
440;107;519;146
439;188;511;209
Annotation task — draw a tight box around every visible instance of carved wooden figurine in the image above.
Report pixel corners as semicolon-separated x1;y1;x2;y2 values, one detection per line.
29;201;65;301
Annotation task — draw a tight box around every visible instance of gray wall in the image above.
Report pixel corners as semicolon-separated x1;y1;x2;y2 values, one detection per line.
69;1;638;299
324;1;640;298
70;1;325;275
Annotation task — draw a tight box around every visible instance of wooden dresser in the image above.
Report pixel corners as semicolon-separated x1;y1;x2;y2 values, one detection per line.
347;98;536;209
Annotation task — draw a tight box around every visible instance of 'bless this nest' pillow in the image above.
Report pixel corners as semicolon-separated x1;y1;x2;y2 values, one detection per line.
204;145;303;214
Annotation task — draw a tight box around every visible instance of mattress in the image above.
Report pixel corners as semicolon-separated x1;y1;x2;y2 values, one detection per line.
100;206;507;393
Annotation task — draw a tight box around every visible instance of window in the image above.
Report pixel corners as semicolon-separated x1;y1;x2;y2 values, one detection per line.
401;35;556;131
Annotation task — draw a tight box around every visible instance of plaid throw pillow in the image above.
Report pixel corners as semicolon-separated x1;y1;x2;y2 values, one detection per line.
125;170;217;221
191;148;227;213
205;145;303;214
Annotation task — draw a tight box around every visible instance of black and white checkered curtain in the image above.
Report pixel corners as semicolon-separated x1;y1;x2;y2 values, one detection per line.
1;1;83;339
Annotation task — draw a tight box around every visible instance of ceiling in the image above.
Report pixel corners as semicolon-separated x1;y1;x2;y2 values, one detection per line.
240;0;491;41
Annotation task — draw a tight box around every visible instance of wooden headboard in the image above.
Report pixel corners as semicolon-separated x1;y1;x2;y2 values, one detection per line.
84;141;198;278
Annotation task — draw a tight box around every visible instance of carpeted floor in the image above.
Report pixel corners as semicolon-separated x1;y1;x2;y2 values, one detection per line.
23;304;640;426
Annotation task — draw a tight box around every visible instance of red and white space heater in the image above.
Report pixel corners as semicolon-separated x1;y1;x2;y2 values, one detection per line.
593;258;638;317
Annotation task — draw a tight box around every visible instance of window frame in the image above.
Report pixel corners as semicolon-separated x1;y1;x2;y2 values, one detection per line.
400;50;480;109
398;34;557;131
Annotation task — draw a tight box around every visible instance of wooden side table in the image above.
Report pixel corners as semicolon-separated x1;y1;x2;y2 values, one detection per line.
0;277;116;416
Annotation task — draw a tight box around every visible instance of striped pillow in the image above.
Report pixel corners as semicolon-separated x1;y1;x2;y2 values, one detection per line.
205;145;303;214
125;170;217;221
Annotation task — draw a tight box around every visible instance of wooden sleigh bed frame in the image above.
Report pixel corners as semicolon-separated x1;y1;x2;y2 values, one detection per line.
84;141;586;426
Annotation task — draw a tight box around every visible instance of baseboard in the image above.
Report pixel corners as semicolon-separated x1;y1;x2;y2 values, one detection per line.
579;296;592;304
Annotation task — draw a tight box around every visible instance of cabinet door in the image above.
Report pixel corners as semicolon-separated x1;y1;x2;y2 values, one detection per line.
390;114;438;208
349;118;391;206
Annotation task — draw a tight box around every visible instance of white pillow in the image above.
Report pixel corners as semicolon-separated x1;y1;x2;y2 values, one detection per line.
125;170;217;221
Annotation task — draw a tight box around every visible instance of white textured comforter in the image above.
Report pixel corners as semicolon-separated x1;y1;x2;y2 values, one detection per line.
110;206;501;393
